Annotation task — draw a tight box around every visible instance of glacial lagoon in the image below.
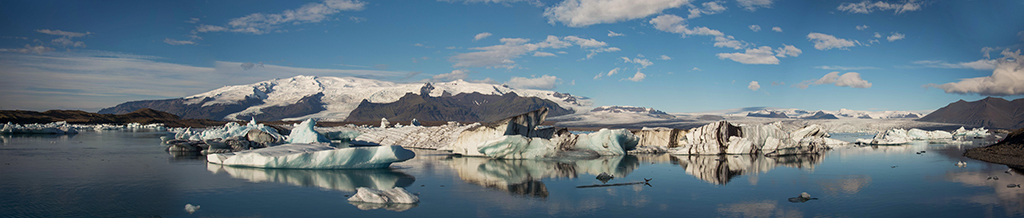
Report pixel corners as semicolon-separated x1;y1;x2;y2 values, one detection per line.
2;131;1022;217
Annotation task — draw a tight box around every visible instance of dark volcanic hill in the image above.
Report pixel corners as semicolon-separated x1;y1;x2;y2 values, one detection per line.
344;92;574;123
0;108;225;127
917;97;1024;129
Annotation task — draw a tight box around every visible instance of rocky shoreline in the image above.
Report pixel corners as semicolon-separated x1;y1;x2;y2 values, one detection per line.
964;128;1024;168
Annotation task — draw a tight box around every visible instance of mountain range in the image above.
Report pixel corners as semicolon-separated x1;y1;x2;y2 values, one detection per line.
100;75;589;122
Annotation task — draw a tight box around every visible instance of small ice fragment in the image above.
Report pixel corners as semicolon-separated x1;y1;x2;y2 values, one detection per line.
184;204;200;214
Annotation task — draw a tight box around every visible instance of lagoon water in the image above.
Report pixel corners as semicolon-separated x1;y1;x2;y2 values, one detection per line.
2;131;1022;217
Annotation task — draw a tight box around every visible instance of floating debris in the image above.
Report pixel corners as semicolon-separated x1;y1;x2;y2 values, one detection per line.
1008;184;1021;188
891;165;898;168
987;176;999;181
578;178;651;188
596;172;614;184
788;192;818;203
955;161;967;168
184;204;200;214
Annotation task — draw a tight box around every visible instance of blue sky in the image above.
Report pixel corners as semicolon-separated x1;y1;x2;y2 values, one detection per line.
1;0;1023;113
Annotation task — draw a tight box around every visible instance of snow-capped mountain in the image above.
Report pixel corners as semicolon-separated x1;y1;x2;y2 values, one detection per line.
720;108;925;119
549;105;676;125
100;75;591;121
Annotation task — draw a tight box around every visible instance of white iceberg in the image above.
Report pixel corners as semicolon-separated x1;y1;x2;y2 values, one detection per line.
286;119;330;144
348;187;419;204
668;121;843;156
572;128;639;156
854;127;973;145
206;143;415;169
2;121;78;135
174;118;284;143
953;126;990;139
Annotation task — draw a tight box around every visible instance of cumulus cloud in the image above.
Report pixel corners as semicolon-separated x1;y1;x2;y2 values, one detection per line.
749;25;761;32
886;32;905;42
748;81;760;91
506;75;558;89
649;14;752;50
195;0;366;35
607;30;625;37
621;56;653;68
926;49;1024;96
912;59;998;70
856;25;869;30
533;51;557;57
451;35;616;68
838;0;922;14
659;55;671;60
625;70;646;82
163;38;196;45
594;67;620;79
773;44;801;57
736;0;773;11
432;69;471;81
543;0;689;27
807;32;860;50
717;46;779;64
797;72;872;89
688;1;727;18
771;26;782;32
474;32;493;41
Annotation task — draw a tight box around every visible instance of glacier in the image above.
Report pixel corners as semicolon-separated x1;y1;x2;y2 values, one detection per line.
206;143;415;169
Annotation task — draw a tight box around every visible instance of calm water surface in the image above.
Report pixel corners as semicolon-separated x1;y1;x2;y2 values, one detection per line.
1;131;1022;217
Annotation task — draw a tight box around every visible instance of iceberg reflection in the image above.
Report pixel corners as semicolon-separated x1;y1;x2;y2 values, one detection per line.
671;153;825;185
207;164;415;192
444;155;640;197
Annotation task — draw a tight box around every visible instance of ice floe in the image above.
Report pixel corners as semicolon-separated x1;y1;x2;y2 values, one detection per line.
206;143;414;169
853;126;993;145
663;121;845;156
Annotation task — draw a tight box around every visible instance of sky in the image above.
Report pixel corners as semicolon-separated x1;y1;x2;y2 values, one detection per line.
1;0;1023;113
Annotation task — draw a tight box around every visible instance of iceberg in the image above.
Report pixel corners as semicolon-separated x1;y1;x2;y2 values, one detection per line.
667;121;843;156
854;127;971;145
174;118;284;143
348;187;419;211
2;121;78;135
953;126;990;139
206;143;415;169
448;108;639;159
285;119;330;144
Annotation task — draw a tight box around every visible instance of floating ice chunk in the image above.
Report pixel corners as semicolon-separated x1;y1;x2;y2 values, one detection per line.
348;187;419;204
174;120;284;143
410;118;421;126
380;118;390;129
206;143;415;169
573;129;639;156
286;119;330;144
2;121;78;135
477;135;557;159
184;204;200;214
953;126;990;139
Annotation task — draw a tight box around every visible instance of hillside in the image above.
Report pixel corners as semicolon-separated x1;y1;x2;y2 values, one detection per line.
918;97;1024;129
0;108;226;127
344;92;574;123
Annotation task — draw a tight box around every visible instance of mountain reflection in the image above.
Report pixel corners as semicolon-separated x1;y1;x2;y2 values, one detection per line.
207;164;415;192
671;153;825;185
444;155;640;198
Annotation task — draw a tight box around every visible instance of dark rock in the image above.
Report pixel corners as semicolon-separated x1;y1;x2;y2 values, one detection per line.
964;127;1024;167
344;92;574;123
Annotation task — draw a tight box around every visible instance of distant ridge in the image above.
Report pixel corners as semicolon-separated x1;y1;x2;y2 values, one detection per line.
918;97;1024;129
344;92;574;123
0;108;225;127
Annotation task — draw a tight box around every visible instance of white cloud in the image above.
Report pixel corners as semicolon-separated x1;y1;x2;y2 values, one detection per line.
506;75;558;89
543;0;689;27
807;32;860;50
186;18;201;24
621;57;653;68
773;44;801;57
688;1;727;18
649;14;748;50
856;25;869;30
607;30;625;37
798;72;872;88
815;65;879;70
196;0;366;35
691;67;702;71
432;69;471;81
873;32;882;38
886;32;905;42
912;59;998;70
594;67;619;79
736;0;773;11
0;44;55;55
349;16;366;23
717;46;779;64
533;51;557;57
838;0;922;14
163;38;196;45
748;81;760;91
659;55;671;60
625;70;646;82
474;32;493;41
771;26;782;32
927;49;1024;96
36;29;90;48
749;25;761;32
451;35;615;68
